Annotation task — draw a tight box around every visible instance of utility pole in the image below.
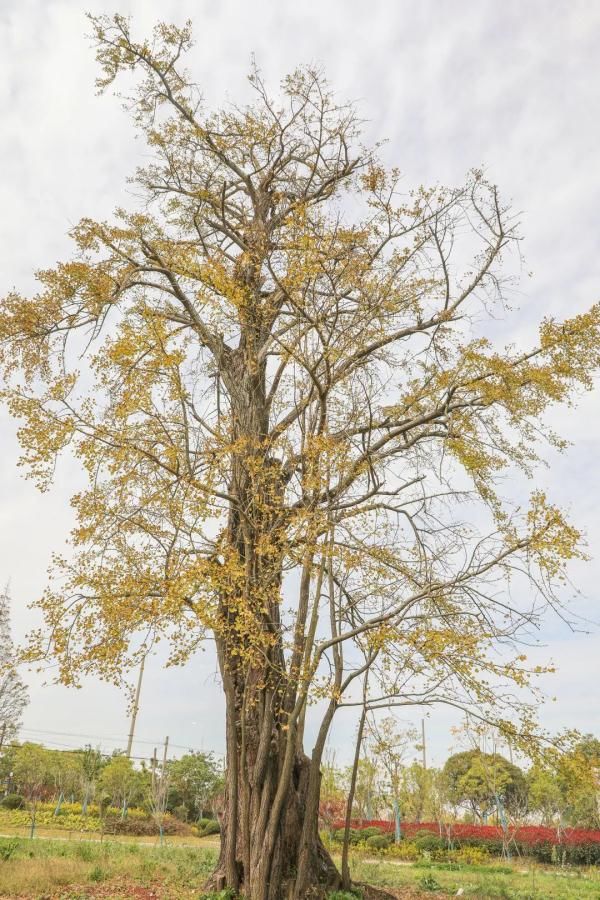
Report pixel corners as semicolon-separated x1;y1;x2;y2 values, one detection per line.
161;735;169;774
421;718;427;769
126;654;146;758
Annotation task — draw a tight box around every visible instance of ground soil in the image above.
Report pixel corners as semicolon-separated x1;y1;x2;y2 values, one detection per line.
0;877;448;900
1;878;167;900
361;887;450;900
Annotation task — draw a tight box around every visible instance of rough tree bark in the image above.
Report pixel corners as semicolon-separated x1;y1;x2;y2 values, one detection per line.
203;356;342;899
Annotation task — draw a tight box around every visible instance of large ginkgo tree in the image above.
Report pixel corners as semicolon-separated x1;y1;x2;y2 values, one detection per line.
2;15;599;899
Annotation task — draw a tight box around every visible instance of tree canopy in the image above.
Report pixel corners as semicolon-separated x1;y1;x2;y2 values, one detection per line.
0;587;28;743
2;13;599;899
443;749;527;822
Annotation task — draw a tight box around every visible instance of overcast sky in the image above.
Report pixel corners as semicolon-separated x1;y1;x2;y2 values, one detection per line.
1;0;599;768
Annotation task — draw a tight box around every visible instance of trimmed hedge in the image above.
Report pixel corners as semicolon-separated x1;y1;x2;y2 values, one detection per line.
331;819;600;865
0;803;192;837
198;819;221;837
365;834;393;850
104;813;192;837
414;831;445;853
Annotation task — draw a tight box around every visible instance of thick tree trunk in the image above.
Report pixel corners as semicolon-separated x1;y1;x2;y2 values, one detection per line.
208;562;342;898
205;342;343;897
210;740;341;900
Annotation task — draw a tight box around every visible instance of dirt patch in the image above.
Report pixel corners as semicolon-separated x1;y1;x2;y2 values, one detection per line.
1;878;449;900
360;885;450;900
1;877;177;900
81;885;159;899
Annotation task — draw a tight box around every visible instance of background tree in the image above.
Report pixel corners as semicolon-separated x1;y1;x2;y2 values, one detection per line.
0;587;27;744
443;749;527;824
0;742;16;797
344;757;381;823
399;762;436;825
48;749;83;815
167;751;223;822
555;739;600;829
80;744;105;817
12;742;52;838
2;13;600;899
148;746;170;844
527;760;564;827
366;716;419;840
98;754;144;819
317;760;346;841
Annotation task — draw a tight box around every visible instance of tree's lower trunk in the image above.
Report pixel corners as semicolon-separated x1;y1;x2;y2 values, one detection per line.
206;394;344;897
208;748;340;900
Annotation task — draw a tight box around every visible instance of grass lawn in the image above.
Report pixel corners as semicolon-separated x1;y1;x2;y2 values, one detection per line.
350;856;600;899
1;836;600;898
0;821;217;847
0;837;217;898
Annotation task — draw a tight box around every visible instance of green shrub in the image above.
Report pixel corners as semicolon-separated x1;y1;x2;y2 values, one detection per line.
105;812;191;837
173;804;189;821
198;819;221;837
1;794;24;809
328;891;363;900
332;827;363;845
365;833;393;850
414;831;445;852
529;840;600;866
387;840;419;861
360;826;383;839
451;844;489;865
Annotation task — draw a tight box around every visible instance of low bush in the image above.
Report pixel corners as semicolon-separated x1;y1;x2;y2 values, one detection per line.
332;828;363;845
386;840;419;861
173;804;189;822
414;831;446;853
360;826;383;839
198;819;221;837
365;833;393;850
529;839;600;866
332;818;600;866
105;812;192;837
450;844;489;865
1;794;24;809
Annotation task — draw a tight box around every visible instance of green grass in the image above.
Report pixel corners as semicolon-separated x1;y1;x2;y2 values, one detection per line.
1;836;600;898
0;820;214;845
351;856;600;898
0;836;217;898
